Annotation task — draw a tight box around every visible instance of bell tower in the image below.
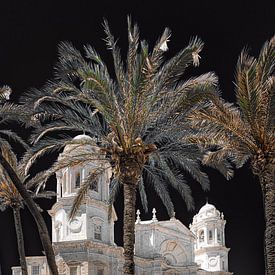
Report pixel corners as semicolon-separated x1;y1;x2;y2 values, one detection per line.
190;202;231;274
49;134;117;246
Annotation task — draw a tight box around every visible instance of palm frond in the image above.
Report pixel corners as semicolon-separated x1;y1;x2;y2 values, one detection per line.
69;166;109;220
144;166;174;217
0;130;29;150
138;176;148;213
156;36;204;89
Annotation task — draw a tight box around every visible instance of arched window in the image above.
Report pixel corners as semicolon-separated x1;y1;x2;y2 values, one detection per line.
94;224;102;240
217;230;221;242
209;230;213;240
69;266;77;275
75;171;81;188
199;230;204;242
32;265;40;275
90;180;98;192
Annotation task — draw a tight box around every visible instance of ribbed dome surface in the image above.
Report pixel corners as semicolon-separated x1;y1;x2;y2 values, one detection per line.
198;203;216;214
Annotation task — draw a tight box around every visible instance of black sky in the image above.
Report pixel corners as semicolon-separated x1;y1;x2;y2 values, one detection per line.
0;1;274;274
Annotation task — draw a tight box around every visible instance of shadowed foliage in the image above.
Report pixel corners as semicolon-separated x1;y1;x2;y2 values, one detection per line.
0;85;58;275
0;154;55;275
21;18;228;274
188;36;275;275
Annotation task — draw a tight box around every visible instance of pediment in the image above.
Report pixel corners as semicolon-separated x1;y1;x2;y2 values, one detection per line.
156;219;195;239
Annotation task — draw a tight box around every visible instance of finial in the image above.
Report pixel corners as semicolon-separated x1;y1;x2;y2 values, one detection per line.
206;197;208;204
136;209;141;223
221;212;224;220
152;208;158;222
170;211;176;220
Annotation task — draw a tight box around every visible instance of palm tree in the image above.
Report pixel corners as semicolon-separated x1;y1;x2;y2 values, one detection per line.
188;36;275;275
22;19;226;274
0;158;55;275
0;86;59;275
0;167;27;275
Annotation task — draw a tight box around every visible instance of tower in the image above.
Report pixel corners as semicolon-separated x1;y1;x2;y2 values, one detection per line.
190;202;231;274
48;135;122;274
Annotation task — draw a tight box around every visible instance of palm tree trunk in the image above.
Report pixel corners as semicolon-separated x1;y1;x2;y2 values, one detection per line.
123;182;137;274
0;152;59;275
12;206;28;275
259;167;275;275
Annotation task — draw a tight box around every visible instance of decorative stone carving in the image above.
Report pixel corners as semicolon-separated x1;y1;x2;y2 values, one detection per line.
68;218;82;233
209;257;218;267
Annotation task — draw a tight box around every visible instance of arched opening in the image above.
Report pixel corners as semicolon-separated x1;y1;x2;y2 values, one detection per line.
31;265;40;275
199;230;204;242
94;224;102;240
91;217;104;241
90;180;98;192
75;171;81;188
69;266;77;275
217;230;221;242
209;229;213;241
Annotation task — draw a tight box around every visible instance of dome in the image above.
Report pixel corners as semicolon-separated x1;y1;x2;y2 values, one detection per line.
62;134;98;155
191;202;222;224
72;134;94;142
198;203;216;214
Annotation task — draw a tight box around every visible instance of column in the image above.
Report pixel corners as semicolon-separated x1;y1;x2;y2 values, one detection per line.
56;173;61;198
214;227;218;245
222;226;225;245
204;227;207;245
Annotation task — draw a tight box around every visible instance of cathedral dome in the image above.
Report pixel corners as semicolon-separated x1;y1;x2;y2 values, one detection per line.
192;202;222;223
198;202;216;214
63;134;98;154
72;134;94;142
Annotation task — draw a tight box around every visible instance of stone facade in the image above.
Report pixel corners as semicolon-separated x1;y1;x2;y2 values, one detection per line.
11;135;232;275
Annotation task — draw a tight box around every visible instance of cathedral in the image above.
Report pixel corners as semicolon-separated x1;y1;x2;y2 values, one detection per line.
12;135;232;275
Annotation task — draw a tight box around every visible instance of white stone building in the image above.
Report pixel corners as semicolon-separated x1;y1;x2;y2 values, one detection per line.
12;135;232;275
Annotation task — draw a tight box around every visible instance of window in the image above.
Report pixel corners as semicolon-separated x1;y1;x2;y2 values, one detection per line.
209;230;213;240
70;266;77;275
90;180;98;192
222;260;225;270
199;230;204;242
94;224;102;240
75;171;81;188
13;269;21;275
32;265;40;275
217;230;221;242
97;269;104;275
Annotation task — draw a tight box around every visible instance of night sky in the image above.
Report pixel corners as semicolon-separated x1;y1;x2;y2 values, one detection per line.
0;1;274;274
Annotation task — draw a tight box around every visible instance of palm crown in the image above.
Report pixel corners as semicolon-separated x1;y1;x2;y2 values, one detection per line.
188;36;274;174
23;19;221;215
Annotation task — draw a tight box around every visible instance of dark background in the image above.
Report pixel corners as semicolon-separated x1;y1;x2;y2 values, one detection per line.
0;0;274;274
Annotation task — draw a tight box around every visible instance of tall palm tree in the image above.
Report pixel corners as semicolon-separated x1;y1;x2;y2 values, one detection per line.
188;36;275;275
22;19;227;274
0;86;59;275
0;183;27;275
0;157;55;275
